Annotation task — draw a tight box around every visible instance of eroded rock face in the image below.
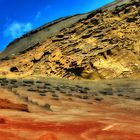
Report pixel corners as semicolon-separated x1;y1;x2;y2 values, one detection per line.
0;0;140;80
0;98;29;112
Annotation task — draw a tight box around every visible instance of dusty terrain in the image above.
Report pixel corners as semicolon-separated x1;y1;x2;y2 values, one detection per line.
0;78;140;140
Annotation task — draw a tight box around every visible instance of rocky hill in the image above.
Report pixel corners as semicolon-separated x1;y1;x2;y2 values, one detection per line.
0;0;139;80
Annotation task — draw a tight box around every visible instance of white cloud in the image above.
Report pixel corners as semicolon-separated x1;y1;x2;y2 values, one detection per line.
45;5;52;10
3;21;33;39
35;11;41;19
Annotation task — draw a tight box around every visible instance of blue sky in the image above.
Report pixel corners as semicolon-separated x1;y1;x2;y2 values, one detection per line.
0;0;114;51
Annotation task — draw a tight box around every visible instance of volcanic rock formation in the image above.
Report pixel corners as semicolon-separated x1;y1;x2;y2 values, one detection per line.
0;98;29;112
0;0;139;80
0;1;140;139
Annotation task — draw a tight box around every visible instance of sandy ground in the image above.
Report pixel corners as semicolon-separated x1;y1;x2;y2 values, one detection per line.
0;78;140;140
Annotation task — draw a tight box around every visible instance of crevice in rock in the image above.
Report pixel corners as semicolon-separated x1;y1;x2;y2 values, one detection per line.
65;67;84;76
10;67;19;72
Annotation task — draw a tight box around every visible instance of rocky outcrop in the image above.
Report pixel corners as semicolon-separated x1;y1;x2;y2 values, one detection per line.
0;98;29;112
0;0;139;80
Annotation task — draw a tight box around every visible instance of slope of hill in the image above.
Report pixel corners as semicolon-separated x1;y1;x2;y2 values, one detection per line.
0;0;132;60
0;0;139;80
0;1;140;139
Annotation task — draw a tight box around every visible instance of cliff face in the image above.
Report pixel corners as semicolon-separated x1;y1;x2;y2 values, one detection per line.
0;0;139;80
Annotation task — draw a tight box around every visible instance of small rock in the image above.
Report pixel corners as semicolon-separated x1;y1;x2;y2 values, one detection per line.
99;88;113;95
95;96;104;101
82;95;89;99
39;93;46;96
52;94;59;97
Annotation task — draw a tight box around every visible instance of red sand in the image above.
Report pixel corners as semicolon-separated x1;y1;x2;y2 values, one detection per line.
0;116;139;140
0;88;139;140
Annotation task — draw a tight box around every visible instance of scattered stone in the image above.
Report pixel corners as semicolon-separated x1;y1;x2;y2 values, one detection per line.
27;88;38;92
51;97;59;100
23;80;34;84
35;80;43;84
52;94;59;98
82;95;89;99
65;93;73;96
38;89;47;93
99;88;113;95
42;104;52;111
39;93;46;96
79;89;88;94
95;96;104;101
117;93;123;96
